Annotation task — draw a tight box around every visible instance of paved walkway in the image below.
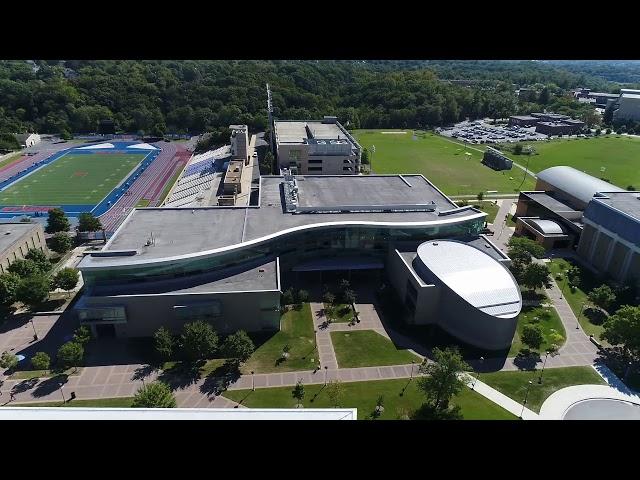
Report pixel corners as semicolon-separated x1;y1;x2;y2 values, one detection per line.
310;302;338;370
462;373;538;420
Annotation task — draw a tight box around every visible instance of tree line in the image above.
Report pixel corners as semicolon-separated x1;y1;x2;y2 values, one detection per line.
0;60;618;140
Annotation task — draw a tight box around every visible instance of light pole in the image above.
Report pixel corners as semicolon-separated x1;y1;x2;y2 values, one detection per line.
29;318;38;340
410;360;415;381
251;371;255;391
59;383;66;403
538;351;550;384
578;302;586;330
559;276;567;299
473;356;485;390
324;366;328;386
520;380;533;419
624;362;633;382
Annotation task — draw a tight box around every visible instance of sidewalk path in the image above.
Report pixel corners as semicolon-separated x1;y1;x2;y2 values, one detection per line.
462;373;538;420
309;303;338;370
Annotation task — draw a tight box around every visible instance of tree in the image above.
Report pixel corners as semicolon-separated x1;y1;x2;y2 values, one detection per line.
57;341;84;371
15;274;50;309
508;236;545;259
180;321;218;361
476;191;484;201
31;351;50;371
588;285;616;312
222;330;255;367
522;263;552;292
8;259;41;278
153;327;174;361
417;347;470;412
513;144;523;155
45;208;70;234
132;381;177;408
281;288;294;306
602;305;640;361
292;380;305;407
297;289;309;304
343;289;357;305
282;344;291;359
0;351;18;370
326;379;344;407
49;232;73;254
361;147;370;165
606;128;611;135
72;325;92;347
521;324;544;350
0;272;20;306
339;279;351;291
52;268;79;295
78;212;102;232
323;291;335;305
566;266;582;288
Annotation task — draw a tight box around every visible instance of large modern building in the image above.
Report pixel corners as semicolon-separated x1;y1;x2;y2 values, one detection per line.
76;173;520;350
514;166;640;286
576;191;640;284
611;89;640;122
273;117;362;174
0;222;48;274
514;166;624;250
507;113;586;135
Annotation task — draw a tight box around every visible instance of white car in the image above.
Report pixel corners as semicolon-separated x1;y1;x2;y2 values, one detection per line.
252;152;258;157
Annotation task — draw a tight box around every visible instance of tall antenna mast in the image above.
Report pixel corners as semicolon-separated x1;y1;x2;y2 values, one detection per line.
266;83;274;152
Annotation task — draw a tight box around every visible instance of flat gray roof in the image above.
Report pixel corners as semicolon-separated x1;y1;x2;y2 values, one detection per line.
522;191;580;214
594;192;640;220
0;223;40;253
274;120;353;145
89;257;278;296
80;175;482;268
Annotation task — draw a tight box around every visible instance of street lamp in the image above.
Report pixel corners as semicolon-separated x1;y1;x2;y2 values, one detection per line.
578;302;587;330
538;351;550;384
324;366;328;386
59;383;66;403
251;371;255;391
29;318;38;340
559;276;567;299
473;356;485;390
410;360;415;381
624;362;633;382
520;380;533;419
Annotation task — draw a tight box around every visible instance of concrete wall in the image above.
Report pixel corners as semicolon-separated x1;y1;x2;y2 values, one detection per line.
79;290;281;338
277;143;358;175
0;223;48;274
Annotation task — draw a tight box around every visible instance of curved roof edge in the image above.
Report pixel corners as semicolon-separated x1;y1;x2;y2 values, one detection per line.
79;212;487;271
537;166;624;204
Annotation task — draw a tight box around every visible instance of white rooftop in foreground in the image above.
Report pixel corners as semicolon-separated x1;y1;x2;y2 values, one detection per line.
539;385;640;420
0;407;357;420
416;240;521;318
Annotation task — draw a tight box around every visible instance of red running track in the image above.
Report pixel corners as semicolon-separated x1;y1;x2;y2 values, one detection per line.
98;143;190;233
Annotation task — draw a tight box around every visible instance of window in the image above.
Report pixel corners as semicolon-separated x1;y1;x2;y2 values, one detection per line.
308;167;322;172
78;306;127;323
308;159;323;164
174;301;222;322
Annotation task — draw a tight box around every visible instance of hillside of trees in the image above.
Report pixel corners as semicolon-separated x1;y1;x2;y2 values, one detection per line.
0;60;610;139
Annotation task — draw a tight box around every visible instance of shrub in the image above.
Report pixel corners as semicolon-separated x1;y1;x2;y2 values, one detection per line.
31;352;51;371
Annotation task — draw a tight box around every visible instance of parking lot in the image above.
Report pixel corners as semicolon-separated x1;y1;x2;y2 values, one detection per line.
438;120;549;144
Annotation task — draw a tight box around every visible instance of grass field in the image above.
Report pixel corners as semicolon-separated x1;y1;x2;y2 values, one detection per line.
0;152;146;205
353;130;535;195
481;366;605;413
510;136;640;189
508;305;566;357
330;330;422;368
223;378;515;420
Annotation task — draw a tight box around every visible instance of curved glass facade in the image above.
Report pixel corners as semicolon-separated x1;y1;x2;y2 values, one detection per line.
83;219;484;286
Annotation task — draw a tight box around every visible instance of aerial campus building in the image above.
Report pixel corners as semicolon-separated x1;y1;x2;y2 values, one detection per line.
75;172;521;350
0;222;47;274
273;117;362;175
514;166;640;286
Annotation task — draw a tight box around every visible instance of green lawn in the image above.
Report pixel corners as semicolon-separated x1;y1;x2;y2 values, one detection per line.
508;305;566;357
481;366;606;413
510;136;640;189
135;198;151;208
0;152;146;205
324;303;353;323
162;359;228;378
353;130;535;195
223;378;516;420
241;303;318;374
506;213;517;227
548;258;605;340
473;201;499;223
12;397;134;408
331;330;422;368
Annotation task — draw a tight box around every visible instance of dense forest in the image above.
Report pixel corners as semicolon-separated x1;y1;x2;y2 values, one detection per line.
0;60;614;141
